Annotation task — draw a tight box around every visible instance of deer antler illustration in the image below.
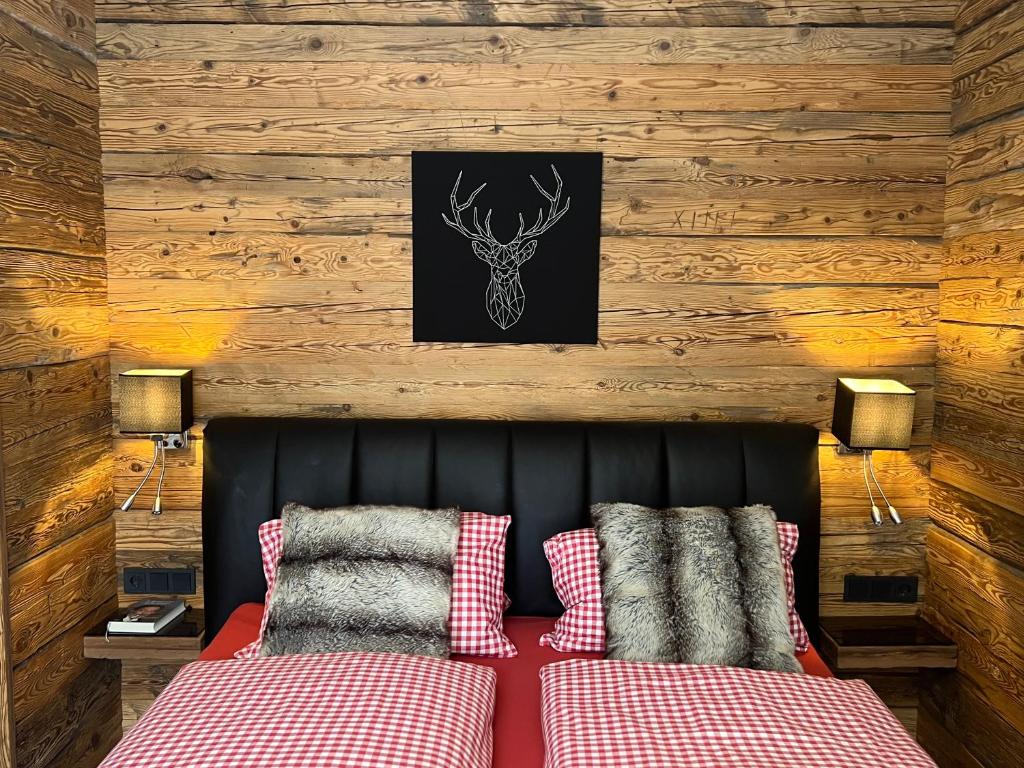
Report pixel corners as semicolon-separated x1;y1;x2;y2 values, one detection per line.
442;165;571;330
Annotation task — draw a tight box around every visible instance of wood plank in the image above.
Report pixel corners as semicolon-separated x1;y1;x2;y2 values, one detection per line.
945;170;1024;240
110;321;936;370
0;10;98;110
105;278;938;322
916;701;986;768
11;599;116;727
948;111;1024;186
930;479;1024;573
98;61;951;113
44;696;120;768
0;67;100;160
108;303;936;347
955;0;1017;32
105;232;942;285
936;366;1024;440
102;149;947;185
0;250;108;371
0;358;113;568
93;0;959;27
103;180;943;237
2;137;104;203
0;372;15;768
98;108;950;158
7;520;116;665
13;658;119;768
2;0;95;58
603;183;941;237
926;527;1024;734
0;138;106;257
103;360;931;434
119;662;178;732
945;230;1024;279
939;275;1024;327
938;320;1024;375
932;441;1024;518
952;0;1024;80
0;356;109;450
952;48;1024;131
935;402;1023;472
96;23;954;65
919;665;1024;768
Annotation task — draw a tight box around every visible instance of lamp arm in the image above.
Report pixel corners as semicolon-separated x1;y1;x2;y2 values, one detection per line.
152;440;167;515
863;450;882;526
867;451;902;525
120;438;160;512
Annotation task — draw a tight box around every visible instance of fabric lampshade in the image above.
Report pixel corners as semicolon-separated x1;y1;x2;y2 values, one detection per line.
831;378;915;451
119;369;194;434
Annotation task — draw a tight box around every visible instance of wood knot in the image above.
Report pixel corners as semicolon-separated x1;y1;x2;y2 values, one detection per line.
182;167;212;181
308;37;323;50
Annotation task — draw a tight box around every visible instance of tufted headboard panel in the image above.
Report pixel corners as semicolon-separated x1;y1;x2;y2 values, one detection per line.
202;418;820;642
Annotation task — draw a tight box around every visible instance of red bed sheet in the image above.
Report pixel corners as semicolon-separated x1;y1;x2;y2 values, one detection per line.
201;604;833;768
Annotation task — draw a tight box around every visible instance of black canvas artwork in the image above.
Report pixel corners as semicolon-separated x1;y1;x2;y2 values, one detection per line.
413;151;602;344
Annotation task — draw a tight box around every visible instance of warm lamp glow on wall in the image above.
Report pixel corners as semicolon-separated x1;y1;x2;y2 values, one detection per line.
831;378;916;527
119;369;194;515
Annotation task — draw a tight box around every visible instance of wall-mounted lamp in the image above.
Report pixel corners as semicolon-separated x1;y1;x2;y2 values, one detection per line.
119;369;194;515
831;377;916;527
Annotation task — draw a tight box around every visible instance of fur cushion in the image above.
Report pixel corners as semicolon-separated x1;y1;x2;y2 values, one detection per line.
592;502;800;673
261;502;461;659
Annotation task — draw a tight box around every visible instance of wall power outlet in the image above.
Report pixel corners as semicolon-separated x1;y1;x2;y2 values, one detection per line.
843;574;918;603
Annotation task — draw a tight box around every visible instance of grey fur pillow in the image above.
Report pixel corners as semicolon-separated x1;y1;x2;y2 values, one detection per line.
261;502;461;659
592;502;800;673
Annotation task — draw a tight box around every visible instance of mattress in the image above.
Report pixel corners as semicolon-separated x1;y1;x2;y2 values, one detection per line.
201;604;832;768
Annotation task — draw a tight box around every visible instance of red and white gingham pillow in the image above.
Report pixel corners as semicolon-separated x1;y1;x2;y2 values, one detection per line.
540;521;810;653
236;511;516;658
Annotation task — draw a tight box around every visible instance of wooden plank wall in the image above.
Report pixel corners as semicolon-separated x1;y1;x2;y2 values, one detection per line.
919;1;1024;766
94;2;950;625
0;1;120;766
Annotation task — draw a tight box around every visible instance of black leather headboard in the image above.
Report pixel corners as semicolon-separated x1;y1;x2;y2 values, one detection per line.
202;418;820;643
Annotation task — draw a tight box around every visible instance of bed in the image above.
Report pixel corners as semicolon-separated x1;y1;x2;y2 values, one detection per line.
103;418;931;768
201;605;834;768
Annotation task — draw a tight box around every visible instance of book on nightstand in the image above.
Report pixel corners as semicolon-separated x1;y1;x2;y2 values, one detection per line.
107;599;187;635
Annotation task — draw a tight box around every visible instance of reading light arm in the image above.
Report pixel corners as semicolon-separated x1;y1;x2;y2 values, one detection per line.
152;441;167;516
120;436;160;513
867;451;903;525
119;433;188;515
862;451;882;527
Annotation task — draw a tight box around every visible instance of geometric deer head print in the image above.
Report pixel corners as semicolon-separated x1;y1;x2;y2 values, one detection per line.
413;151;602;344
442;165;570;329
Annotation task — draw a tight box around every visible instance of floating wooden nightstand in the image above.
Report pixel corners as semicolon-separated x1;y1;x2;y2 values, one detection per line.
84;610;205;732
819;615;956;736
820;615;957;672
